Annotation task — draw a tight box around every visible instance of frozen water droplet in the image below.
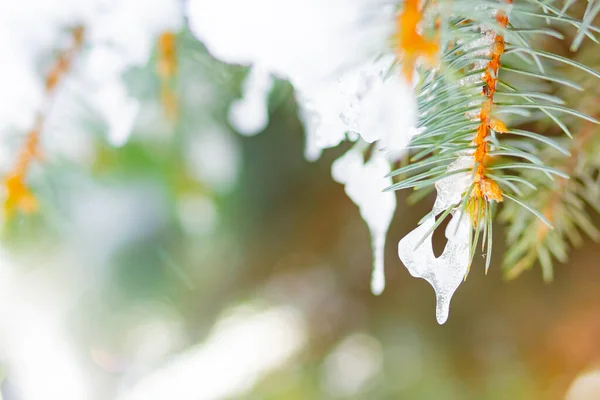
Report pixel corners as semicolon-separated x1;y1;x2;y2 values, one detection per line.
332;147;396;296
398;210;471;324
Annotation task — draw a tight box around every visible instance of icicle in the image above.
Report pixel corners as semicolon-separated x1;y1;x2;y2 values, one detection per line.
332;147;396;295
398;210;470;324
399;153;473;324
431;154;473;215
228;65;274;136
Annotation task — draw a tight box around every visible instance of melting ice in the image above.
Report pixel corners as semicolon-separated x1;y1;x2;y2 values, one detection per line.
398;210;470;324
332;147;396;295
398;154;473;324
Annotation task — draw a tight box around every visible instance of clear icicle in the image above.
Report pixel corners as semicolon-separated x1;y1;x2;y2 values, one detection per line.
399;153;473;324
398;210;471;324
332;147;396;295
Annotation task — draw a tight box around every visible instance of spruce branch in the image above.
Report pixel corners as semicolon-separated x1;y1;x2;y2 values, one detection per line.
500;32;600;280
391;0;600;278
500;122;598;281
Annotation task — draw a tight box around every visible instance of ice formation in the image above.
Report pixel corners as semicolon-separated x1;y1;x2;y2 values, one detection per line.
332;147;396;295
398;154;473;324
298;55;418;160
398;210;470;324
457;27;495;89
431;154;473;216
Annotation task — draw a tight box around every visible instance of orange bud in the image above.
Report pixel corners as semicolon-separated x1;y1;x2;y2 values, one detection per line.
490;118;508;133
481;178;503;202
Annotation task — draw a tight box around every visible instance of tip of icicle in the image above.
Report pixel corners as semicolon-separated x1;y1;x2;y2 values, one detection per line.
435;298;450;325
371;280;385;296
370;259;385;296
436;313;448;325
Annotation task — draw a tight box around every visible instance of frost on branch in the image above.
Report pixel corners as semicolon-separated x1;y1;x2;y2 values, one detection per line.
431;155;473;216
332;147;396;295
398;155;473;324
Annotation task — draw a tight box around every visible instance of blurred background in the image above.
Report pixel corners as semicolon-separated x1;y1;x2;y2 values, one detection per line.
1;2;600;400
